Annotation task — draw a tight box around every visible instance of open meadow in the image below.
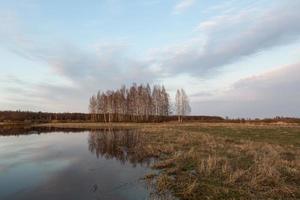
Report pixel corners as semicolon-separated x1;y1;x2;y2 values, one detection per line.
29;122;300;199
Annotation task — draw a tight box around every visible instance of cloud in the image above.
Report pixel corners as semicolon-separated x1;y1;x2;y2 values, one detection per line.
157;1;300;76
0;12;158;83
0;39;160;112
1;1;300;114
0;12;159;112
192;63;300;118
3;1;300;82
173;0;195;14
0;75;84;112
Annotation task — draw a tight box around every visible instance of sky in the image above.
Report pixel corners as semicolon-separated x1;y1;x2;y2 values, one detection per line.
0;0;300;118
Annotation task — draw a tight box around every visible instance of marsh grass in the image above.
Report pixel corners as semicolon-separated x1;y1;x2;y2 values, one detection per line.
35;122;300;199
138;126;300;199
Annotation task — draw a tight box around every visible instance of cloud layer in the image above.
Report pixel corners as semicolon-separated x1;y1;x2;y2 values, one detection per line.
157;1;300;76
192;63;300;118
1;0;300;116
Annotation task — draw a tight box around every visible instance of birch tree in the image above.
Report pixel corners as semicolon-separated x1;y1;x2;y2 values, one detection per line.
161;86;170;116
181;88;191;117
175;89;182;122
89;95;97;121
89;83;171;122
175;88;191;122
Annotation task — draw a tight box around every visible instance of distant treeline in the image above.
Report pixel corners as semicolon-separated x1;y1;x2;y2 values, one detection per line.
0;111;89;122
228;117;300;124
0;111;223;123
1;111;300;124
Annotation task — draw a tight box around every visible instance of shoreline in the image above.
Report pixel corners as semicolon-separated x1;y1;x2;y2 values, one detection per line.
1;121;300;129
1;121;299;199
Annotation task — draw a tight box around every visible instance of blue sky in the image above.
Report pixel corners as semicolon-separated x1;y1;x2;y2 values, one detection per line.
0;0;300;117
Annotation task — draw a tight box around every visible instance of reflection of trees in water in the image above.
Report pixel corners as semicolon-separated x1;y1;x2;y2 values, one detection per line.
88;129;152;166
0;126;87;136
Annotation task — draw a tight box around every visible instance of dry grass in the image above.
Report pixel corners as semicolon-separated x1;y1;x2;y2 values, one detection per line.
136;126;300;199
35;122;300;199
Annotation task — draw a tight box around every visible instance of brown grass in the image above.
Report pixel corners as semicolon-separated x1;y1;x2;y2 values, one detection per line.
35;122;300;199
137;127;300;199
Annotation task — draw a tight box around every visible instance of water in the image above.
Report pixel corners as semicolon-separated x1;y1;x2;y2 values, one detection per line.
0;128;154;200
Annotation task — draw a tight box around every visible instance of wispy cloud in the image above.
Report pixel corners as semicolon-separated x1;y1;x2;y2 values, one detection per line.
192;62;300;118
0;11;157;86
0;12;159;112
156;0;300;76
0;39;159;111
173;0;195;14
3;1;299;82
1;0;300;115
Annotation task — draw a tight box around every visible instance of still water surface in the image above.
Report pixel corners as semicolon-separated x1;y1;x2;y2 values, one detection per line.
0;128;153;200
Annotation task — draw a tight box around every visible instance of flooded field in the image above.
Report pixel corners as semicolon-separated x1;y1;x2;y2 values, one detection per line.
0;128;154;200
1;123;299;199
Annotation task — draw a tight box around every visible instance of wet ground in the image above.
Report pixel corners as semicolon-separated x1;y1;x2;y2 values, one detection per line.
0;128;153;200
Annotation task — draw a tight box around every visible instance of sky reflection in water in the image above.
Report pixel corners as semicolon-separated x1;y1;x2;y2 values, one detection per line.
0;128;153;200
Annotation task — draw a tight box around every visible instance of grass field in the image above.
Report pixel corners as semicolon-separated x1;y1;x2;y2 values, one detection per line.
35;122;300;199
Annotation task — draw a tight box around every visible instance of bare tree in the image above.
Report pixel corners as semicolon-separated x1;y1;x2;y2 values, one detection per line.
175;88;191;122
152;85;160;116
145;84;152;119
181;88;191;118
88;83;171;122
96;91;101;121
89;95;97;121
175;89;182;122
161;86;170;116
